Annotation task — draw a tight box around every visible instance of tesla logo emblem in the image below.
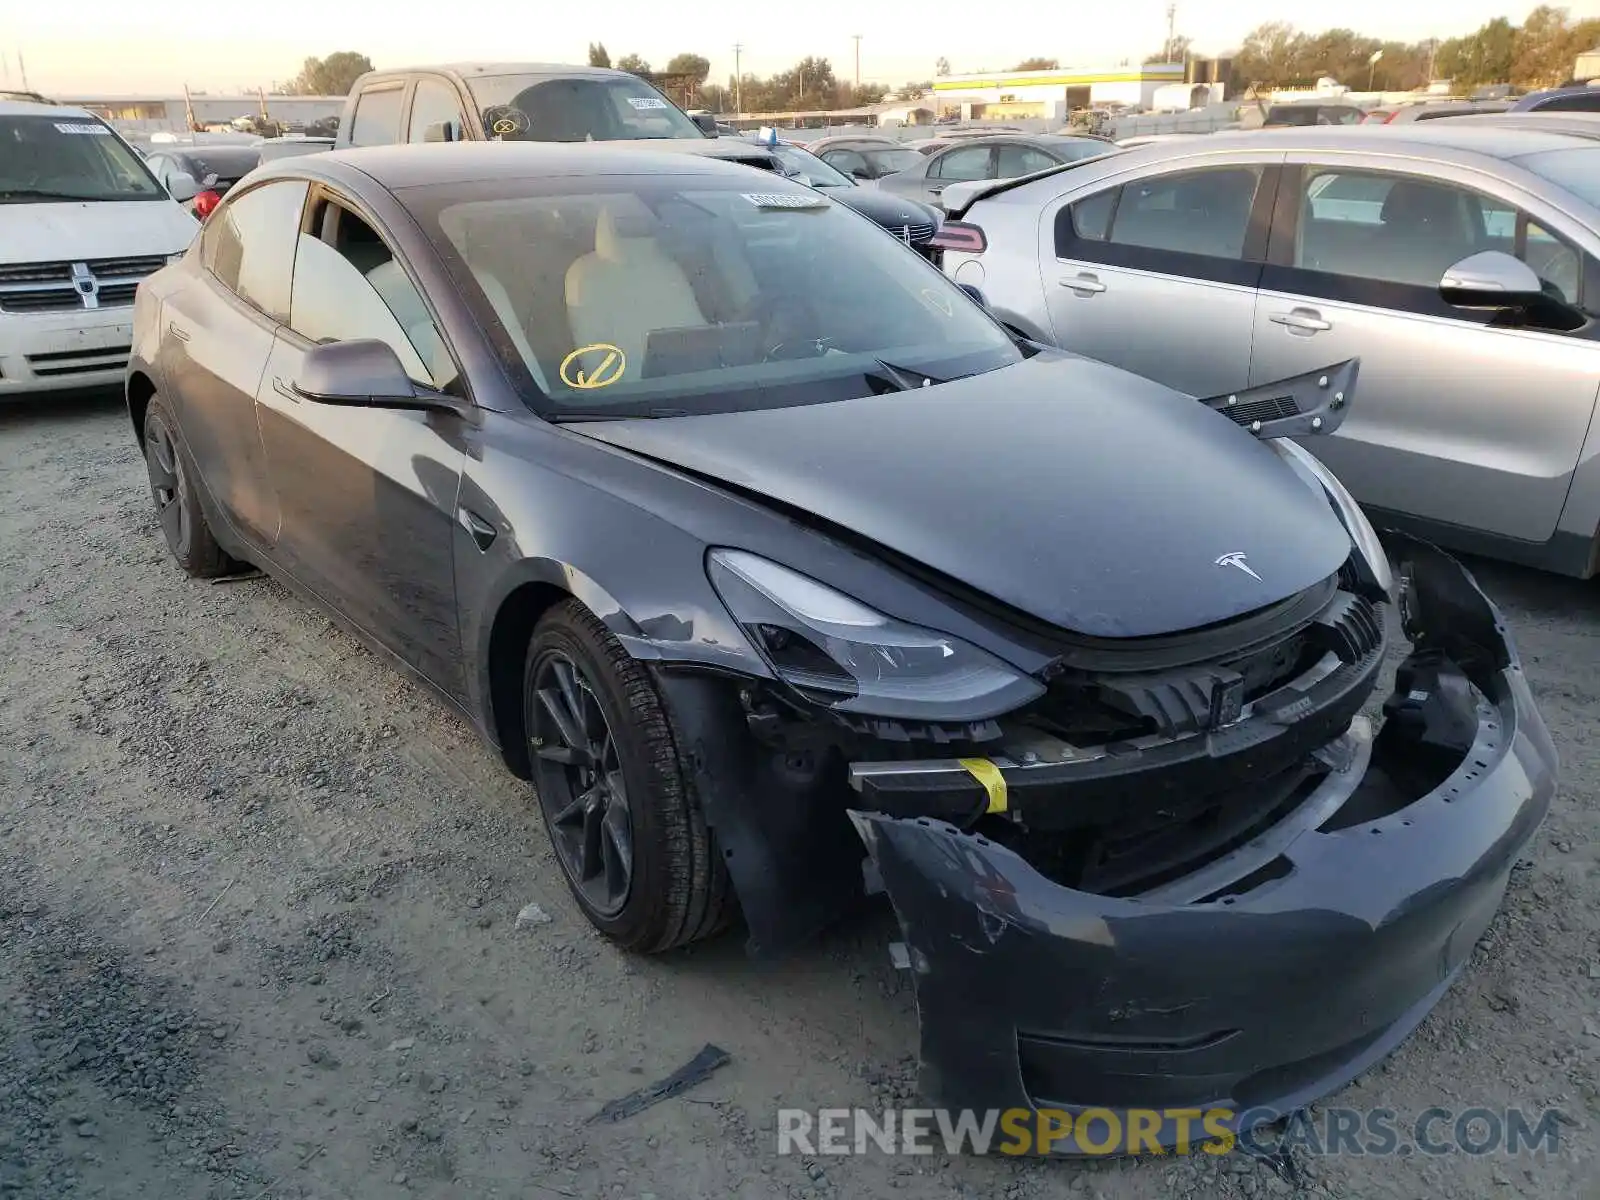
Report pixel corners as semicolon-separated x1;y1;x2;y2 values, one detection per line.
559;343;627;389
1215;552;1262;581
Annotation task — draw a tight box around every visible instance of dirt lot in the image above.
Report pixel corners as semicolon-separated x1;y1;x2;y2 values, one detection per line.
0;394;1595;1200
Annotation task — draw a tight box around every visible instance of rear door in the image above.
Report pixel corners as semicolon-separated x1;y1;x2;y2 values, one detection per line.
159;178;308;549
1042;153;1282;396
1250;154;1600;543
924;144;997;205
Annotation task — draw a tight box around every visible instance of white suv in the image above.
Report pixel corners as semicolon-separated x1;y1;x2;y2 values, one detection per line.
1;100;201;397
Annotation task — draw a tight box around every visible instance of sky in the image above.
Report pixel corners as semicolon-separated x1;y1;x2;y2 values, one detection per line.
6;1;1600;95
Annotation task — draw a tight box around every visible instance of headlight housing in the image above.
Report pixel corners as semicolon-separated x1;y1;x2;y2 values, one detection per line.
707;549;1045;721
1272;440;1393;598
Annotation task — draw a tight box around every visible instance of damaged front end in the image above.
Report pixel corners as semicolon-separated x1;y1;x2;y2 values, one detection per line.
849;535;1556;1150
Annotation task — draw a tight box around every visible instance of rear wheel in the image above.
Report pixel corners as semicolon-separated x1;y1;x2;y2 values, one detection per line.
524;600;732;952
142;396;232;578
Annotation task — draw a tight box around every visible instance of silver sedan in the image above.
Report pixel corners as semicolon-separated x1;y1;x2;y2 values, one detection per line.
936;125;1600;578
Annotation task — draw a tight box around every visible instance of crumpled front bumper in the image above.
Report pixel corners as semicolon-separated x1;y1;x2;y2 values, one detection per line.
849;536;1557;1152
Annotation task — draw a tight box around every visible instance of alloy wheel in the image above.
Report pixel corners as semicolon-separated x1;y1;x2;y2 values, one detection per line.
145;416;190;556
530;652;635;916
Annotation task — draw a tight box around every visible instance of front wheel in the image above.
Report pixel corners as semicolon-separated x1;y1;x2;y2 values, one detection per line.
524;601;732;952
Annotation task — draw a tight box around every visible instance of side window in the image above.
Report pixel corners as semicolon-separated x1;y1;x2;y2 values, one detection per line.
407;80;463;143
930;146;993;182
201;180;308;320
1063;187;1117;245
349;86;405;147
1107;166;1262;258
822;149;866;177
287;201;454;389
997;144;1057;177
1294;168;1558;294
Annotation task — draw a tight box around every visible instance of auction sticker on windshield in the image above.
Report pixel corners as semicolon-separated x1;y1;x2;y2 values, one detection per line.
627;97;669;110
741;193;829;209
55;122;112;135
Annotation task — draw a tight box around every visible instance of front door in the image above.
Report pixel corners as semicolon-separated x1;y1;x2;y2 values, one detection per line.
255;191;469;696
1043;157;1282;397
160;178;308;548
1251;158;1600;544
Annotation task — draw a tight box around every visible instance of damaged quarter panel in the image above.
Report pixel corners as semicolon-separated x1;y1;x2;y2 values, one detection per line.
851;536;1556;1152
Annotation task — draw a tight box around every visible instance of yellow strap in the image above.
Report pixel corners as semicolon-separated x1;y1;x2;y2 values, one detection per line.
957;757;1008;814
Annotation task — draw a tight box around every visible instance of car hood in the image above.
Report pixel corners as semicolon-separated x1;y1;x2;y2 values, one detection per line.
824;186;938;231
573;354;1355;638
0;199;198;264
599;138;779;170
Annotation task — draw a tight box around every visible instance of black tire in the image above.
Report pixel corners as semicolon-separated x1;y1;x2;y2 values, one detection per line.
524;600;732;952
142;395;232;579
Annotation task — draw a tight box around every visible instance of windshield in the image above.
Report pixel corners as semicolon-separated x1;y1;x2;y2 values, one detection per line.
0;114;164;203
868;147;926;173
464;73;707;142
417;176;1020;418
766;144;853;187
1516;147;1600;207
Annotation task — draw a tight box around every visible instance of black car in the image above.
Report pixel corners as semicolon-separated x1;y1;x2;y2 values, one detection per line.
126;143;1554;1147
143;145;262;215
874;134;1116;208
807;136;928;181
753;139;942;259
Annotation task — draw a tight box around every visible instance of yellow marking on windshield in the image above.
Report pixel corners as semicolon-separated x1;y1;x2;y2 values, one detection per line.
560;343;627;389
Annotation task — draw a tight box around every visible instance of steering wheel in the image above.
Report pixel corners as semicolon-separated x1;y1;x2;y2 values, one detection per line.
481;106;530;138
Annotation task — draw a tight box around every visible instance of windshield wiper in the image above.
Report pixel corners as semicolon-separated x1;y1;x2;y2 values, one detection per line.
0;189;119;203
866;358;946;392
550;408;687;423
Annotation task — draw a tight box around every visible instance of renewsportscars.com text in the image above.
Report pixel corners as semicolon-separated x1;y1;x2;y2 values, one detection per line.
775;1106;1570;1157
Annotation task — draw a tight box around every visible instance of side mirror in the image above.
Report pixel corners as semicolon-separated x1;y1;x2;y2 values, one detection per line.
167;171;200;203
423;120;457;143
690;113;718;135
292;339;463;413
1439;250;1545;309
957;283;989;309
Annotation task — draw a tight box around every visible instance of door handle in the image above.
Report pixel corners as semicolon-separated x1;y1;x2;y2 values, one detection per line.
458;507;496;552
271;376;300;402
168;321;190;342
1059;272;1107;296
1268;308;1332;333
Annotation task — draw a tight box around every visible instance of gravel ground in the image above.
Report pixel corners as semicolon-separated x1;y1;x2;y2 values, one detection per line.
0;393;1595;1200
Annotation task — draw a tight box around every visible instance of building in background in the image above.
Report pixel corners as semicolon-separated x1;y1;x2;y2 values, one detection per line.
931;62;1189;120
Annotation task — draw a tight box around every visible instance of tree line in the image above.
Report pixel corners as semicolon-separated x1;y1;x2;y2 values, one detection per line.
589;43;889;112
1223;7;1599;93
276;8;1600;112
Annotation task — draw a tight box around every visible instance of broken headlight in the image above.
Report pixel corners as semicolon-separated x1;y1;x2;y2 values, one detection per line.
707;549;1045;721
1272;439;1394;598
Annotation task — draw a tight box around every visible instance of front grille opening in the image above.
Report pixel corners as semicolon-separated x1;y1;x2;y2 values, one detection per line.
979;765;1324;899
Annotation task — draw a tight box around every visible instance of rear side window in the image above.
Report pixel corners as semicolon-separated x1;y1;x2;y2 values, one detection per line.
349;86;405;147
202;180;309;320
1057;167;1263;261
997;145;1059;177
930;146;992;182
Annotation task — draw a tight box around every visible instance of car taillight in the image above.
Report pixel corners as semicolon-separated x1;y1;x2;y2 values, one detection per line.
1383;111;1400;123
927;221;986;254
193;190;222;219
